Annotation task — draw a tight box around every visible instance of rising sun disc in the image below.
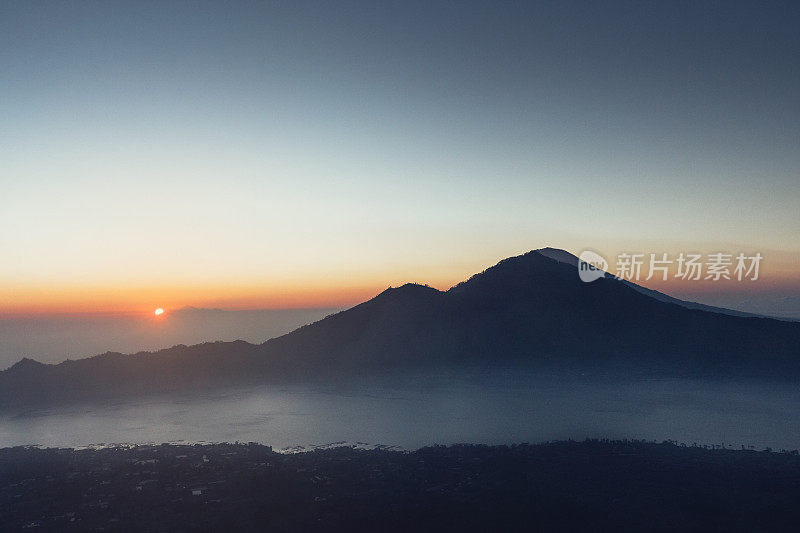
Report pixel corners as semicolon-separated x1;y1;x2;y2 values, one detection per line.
154;308;164;316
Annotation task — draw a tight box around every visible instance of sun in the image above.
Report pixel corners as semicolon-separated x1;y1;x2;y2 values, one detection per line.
154;308;165;316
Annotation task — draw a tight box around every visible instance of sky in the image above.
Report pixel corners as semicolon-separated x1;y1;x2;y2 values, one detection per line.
1;1;799;315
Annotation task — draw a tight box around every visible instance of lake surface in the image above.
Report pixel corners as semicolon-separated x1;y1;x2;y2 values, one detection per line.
3;375;799;452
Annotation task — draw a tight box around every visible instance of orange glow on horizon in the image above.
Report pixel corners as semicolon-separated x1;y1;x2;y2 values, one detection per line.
0;276;459;317
1;250;798;317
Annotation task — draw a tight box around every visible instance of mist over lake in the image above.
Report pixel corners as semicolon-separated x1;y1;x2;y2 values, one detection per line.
3;374;799;452
0;308;337;369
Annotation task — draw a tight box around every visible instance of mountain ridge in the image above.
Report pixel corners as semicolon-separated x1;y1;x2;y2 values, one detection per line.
535;247;782;320
1;248;798;409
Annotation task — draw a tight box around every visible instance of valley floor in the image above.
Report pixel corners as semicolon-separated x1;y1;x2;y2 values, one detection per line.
1;440;799;531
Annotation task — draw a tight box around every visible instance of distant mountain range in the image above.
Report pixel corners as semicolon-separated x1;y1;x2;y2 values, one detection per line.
1;248;798;409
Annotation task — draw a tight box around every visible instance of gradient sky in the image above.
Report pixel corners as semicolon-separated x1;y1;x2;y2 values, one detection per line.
2;1;799;315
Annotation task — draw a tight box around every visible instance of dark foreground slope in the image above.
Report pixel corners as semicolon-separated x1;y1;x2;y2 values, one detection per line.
1;249;799;409
2;440;800;532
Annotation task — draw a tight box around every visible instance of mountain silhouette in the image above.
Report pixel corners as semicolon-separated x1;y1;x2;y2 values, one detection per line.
536;247;774;319
1;248;798;409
